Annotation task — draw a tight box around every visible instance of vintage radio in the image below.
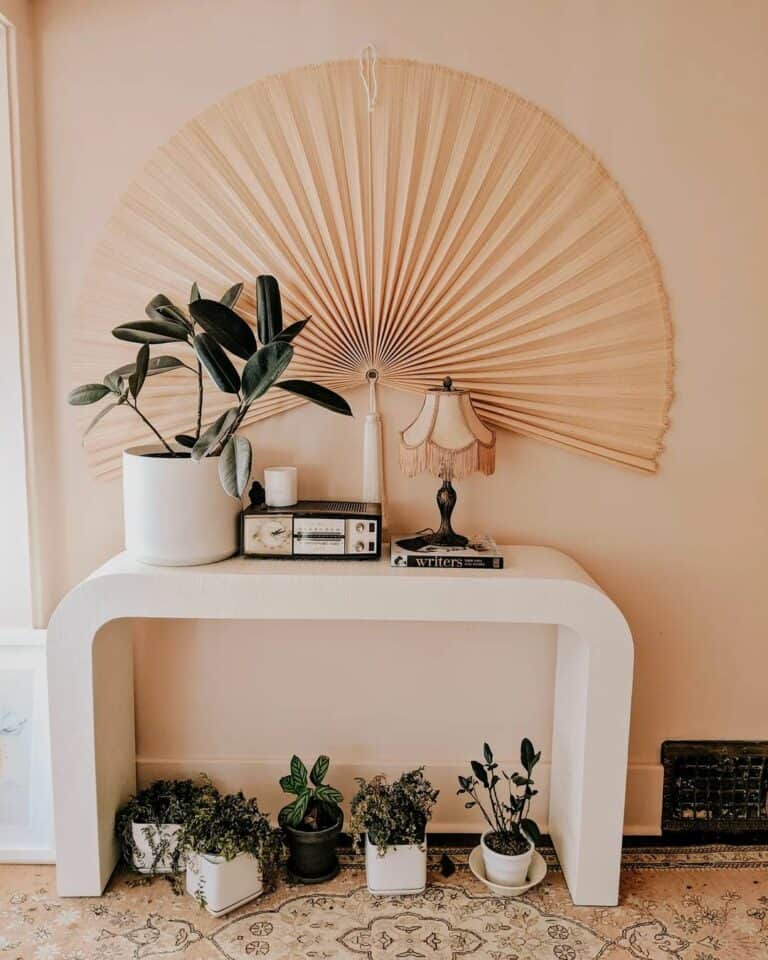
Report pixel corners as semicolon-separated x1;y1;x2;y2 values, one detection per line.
242;500;382;559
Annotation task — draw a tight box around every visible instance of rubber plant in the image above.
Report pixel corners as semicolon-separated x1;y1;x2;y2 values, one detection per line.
68;276;352;497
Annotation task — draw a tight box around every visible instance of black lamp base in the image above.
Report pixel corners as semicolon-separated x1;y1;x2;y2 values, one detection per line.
426;479;468;548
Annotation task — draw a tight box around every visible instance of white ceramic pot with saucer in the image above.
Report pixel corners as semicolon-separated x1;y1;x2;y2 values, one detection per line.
123;445;241;566
480;830;534;886
469;845;547;897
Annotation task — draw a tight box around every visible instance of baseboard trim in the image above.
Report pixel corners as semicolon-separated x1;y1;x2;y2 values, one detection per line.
136;756;664;836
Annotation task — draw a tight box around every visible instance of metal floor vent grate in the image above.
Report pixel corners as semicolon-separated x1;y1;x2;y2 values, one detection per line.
662;741;768;832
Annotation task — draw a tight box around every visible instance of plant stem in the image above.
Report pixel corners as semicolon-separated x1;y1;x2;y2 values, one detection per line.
489;779;507;833
210;399;249;457
468;787;497;834
195;360;204;440
126;399;175;455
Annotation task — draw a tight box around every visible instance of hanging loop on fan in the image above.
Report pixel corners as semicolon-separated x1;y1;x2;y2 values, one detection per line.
366;369;379;414
359;44;378;112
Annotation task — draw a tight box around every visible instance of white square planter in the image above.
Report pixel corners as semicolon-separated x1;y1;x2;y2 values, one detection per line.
131;823;182;874
365;834;427;895
185;851;264;917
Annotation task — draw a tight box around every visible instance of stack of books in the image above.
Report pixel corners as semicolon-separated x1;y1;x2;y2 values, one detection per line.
389;533;503;569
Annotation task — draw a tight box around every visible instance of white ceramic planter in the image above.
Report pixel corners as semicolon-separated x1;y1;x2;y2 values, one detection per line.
481;830;534;886
130;822;182;874
123;445;241;566
365;834;427;895
185;851;264;917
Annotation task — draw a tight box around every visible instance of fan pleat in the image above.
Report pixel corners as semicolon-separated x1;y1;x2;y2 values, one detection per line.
74;58;672;477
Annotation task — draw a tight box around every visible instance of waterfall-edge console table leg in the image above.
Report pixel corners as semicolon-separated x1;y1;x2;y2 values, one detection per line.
47;546;633;905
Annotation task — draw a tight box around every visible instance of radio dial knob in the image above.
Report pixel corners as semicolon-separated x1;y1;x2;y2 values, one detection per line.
355;522;365;533
354;541;365;552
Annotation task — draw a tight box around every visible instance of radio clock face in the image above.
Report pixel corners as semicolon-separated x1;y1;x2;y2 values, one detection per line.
245;516;292;555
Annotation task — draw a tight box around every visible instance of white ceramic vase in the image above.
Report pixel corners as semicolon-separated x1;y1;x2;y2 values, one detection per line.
365;834;427;895
123;445;241;566
480;830;534;886
185;851;263;917
130;822;182;874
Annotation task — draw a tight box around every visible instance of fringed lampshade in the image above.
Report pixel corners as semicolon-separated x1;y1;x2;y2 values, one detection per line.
399;377;495;547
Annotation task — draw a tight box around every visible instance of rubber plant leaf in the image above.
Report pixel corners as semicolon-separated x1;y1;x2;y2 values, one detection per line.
273;317;310;344
193;332;241;394
256;274;283;343
276;380;352;416
67;383;110;405
110;356;186;379
190;298;256;360
241;341;293;403
220;282;244;308
156;303;193;332
218;435;252;499
191;407;238;461
113;319;189;344
128;344;149;399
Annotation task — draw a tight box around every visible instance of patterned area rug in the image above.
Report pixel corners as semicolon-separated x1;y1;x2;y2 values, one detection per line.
1;845;767;959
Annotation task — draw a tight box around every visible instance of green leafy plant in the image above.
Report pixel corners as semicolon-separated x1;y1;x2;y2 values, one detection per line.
457;739;541;856
349;768;439;855
278;755;343;831
68;276;352;497
115;776;219;877
178;789;284;893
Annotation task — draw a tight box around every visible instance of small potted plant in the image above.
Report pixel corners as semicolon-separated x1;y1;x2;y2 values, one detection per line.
68;276;351;566
115;777;218;876
180;789;283;917
457;738;541;886
350;768;439;895
279;755;343;883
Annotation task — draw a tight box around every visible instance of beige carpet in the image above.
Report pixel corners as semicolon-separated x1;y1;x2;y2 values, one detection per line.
1;845;767;959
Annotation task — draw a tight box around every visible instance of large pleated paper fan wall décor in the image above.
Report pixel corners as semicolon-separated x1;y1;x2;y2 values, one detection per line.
74;58;672;478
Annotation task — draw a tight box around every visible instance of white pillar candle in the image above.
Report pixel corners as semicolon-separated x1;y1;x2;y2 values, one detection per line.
264;466;298;507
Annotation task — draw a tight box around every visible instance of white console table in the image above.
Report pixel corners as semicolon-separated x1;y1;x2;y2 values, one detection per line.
47;546;633;905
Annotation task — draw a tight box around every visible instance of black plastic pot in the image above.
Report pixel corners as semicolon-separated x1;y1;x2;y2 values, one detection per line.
284;812;343;883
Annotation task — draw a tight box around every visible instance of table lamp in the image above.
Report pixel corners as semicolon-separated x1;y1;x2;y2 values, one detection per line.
399;377;495;547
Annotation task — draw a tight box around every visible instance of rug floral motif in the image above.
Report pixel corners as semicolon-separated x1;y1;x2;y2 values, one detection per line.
0;846;766;959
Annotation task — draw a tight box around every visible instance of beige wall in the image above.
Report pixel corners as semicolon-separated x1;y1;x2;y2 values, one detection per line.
27;0;768;831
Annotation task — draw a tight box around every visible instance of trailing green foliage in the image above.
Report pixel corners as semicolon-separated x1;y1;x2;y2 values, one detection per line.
115;776;219;878
68;276;352;497
179;789;284;892
457;739;542;856
278;755;343;831
349;768;439;855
